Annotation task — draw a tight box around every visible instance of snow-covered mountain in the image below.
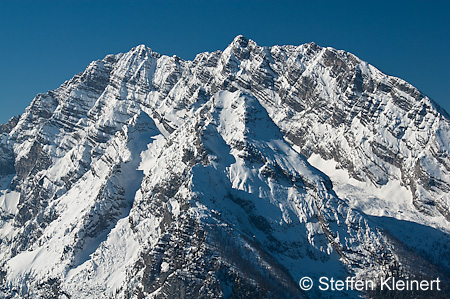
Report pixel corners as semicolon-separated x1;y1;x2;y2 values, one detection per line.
0;35;449;298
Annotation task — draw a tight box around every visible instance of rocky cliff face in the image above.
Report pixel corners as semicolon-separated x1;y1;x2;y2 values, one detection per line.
0;36;449;298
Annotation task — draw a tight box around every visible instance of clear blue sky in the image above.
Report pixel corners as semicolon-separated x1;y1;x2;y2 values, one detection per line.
0;0;449;123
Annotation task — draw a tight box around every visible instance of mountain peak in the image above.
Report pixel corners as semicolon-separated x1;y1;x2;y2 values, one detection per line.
128;44;154;58
133;43;147;51
231;34;250;48
1;37;450;298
